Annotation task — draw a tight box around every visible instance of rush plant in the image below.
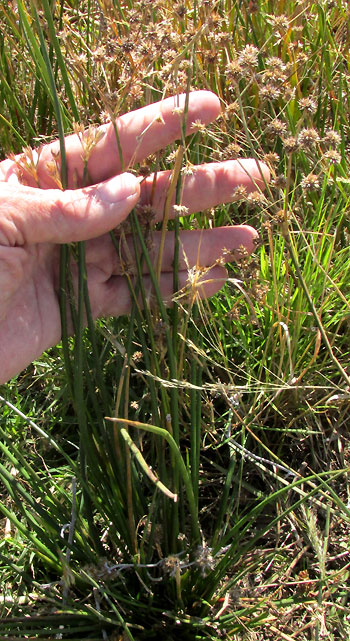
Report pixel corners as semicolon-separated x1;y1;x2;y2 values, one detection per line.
0;1;349;639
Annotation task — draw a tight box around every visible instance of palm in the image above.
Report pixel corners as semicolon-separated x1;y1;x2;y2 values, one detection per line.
0;242;61;378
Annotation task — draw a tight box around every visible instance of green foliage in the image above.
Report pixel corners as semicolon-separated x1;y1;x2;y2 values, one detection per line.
1;0;350;639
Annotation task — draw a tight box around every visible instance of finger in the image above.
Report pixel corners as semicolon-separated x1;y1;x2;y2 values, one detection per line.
91;265;228;318
0;174;139;246
85;158;268;271
139;159;270;221
86;226;258;276
0;91;221;189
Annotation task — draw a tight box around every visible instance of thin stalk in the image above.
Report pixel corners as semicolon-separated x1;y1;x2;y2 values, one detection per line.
29;0;69;184
75;242;104;555
0;76;36;140
123;367;138;555
111;118;124;171
127;224;170;418
83;285;110;409
172;164;183;356
282;229;350;388
40;0;79;121
125;226;174;529
131;211;178;433
190;306;202;508
113;351;129;463
131;209;184;544
25;0;74;399
156;146;184;281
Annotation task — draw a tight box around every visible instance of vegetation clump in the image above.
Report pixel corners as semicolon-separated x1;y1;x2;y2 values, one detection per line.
0;0;349;639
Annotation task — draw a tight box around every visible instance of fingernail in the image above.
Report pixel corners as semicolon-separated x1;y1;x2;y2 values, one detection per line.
97;173;139;203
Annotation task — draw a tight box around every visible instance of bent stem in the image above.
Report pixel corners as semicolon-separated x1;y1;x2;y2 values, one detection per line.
106;417;200;544
120;427;178;502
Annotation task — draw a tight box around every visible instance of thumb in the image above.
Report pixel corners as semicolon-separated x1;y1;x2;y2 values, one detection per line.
0;173;140;246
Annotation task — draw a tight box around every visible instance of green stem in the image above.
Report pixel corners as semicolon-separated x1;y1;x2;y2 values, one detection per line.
106;417;200;543
283;231;350;388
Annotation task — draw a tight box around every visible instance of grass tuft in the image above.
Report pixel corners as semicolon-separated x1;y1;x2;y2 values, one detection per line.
1;0;350;639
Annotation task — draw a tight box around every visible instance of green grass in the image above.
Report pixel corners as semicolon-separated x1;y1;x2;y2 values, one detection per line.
1;0;350;639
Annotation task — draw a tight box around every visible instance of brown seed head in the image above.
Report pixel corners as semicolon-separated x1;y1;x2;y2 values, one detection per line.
265;56;286;71
238;45;259;69
225;60;243;83
259;84;283;101
323;129;341;147
324;149;341;165
267;118;288;137
272;174;287;189
247;191;268;208
301;173;320;191
221;142;242;160
263;152;280;166
224;102;240;118
298;128;320;149
233;185;248;201
267;14;290;34
283;136;300;154
298;96;317;115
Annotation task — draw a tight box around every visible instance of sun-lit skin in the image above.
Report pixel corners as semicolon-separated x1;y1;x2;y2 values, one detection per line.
0;91;270;384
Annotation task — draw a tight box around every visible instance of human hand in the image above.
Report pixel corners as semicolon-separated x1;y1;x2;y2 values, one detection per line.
0;91;269;384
